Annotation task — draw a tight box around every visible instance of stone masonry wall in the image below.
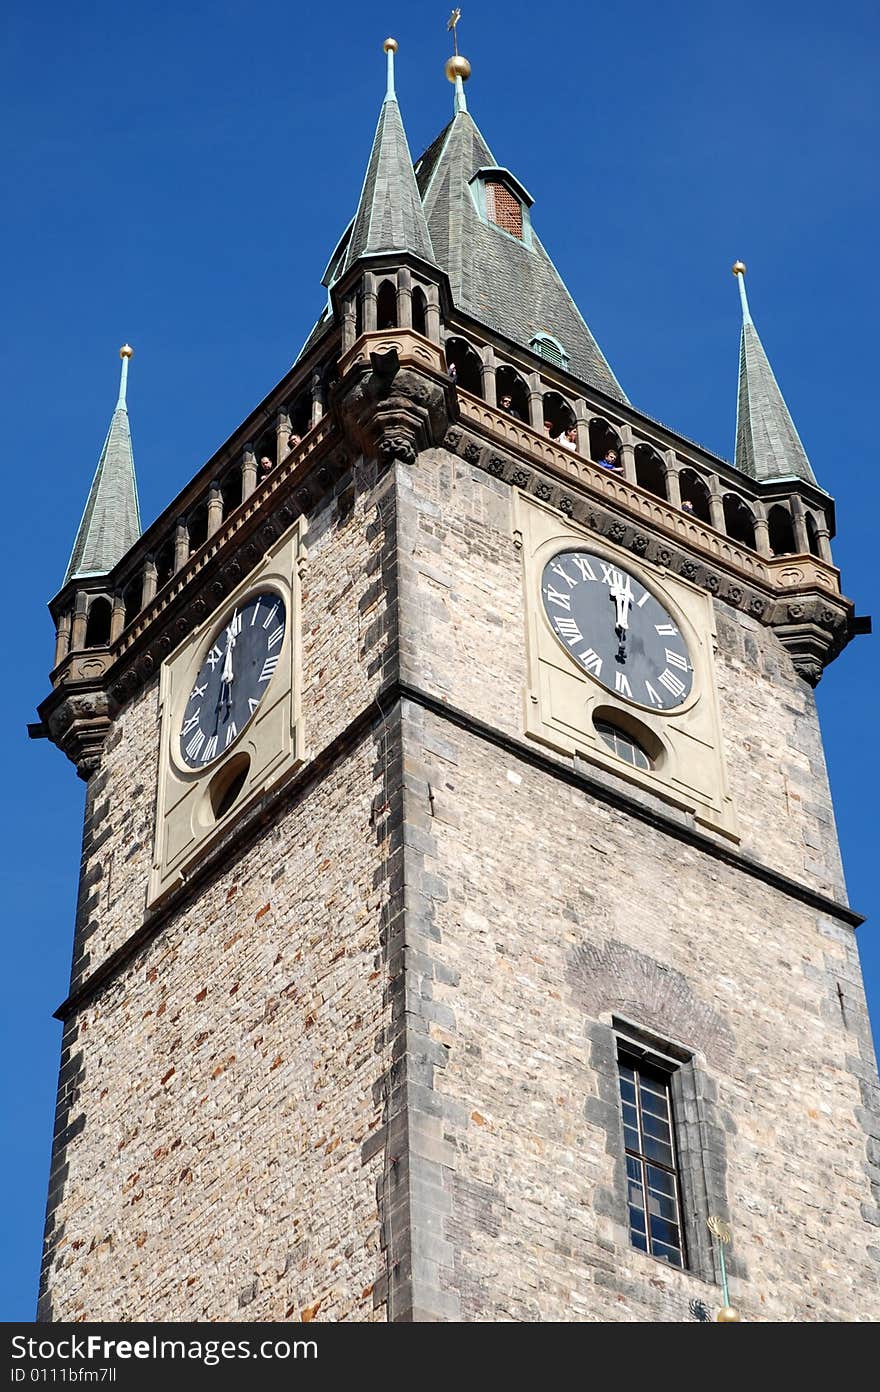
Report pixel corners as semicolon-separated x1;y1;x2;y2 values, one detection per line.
396;449;846;899
398;700;880;1321
40;731;395;1321
39;458;402;1320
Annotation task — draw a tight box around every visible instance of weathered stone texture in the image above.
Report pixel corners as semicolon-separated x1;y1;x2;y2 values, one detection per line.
41;732;393;1322
400;704;879;1321
397;449;845;897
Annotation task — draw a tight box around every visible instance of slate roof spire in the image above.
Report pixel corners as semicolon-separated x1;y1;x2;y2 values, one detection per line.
415;53;626;401
732;262;816;485
341;40;436;274
64;345;142;586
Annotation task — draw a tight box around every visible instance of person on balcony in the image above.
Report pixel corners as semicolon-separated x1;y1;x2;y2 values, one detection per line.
598;446;623;473
498;392;523;421
559;425;578;452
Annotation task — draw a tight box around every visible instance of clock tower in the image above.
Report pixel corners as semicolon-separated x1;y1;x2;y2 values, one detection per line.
32;39;879;1322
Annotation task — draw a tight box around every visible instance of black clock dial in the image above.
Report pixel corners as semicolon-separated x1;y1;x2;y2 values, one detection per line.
178;590;286;768
540;550;693;710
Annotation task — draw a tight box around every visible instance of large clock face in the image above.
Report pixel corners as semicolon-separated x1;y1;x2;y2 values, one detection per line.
178;590;287;768
540;550;693;710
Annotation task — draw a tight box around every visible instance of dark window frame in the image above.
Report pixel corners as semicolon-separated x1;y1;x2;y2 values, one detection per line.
618;1047;688;1268
611;1019;723;1285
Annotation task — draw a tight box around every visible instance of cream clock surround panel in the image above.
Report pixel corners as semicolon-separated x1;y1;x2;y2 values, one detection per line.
149;520;306;906
517;493;737;841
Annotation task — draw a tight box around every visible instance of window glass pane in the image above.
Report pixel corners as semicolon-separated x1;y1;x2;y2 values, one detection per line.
638;1073;669;1100
625;1155;642;1182
646;1188;678;1222
649;1215;681;1247
629;1205;647;1235
630;1228;649;1253
646;1164;675;1197
653;1241;683;1267
619;1078;636;1104
639;1087;670;1119
642;1110;671;1143
643;1134;674;1168
623;1124;641;1154
622;1101;639;1132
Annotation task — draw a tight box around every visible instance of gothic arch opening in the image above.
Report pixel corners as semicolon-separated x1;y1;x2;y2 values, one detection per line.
768;504;797;556
806;512;821;557
724;494;756;549
679;469;712;524
376;279;397;330
121;573;143;629
84;596;112;648
589;418;621;464
635;445;667;500
154;537;175;590
188;501;209;554
446;336;483;397
412;285;428;337
221;467;242;519
542;391;575;442
495;364;529;422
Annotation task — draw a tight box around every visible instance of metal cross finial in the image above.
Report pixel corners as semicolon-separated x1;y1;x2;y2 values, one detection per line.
447;8;462;55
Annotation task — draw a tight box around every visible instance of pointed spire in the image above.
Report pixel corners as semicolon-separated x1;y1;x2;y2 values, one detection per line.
416;64;625;401
732;262;816;485
342;40;436;274
64;345;142;586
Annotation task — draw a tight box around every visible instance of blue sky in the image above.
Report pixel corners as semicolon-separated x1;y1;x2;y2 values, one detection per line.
3;0;878;1319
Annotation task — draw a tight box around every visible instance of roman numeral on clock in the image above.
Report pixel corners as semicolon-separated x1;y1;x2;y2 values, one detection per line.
615;671;633;698
185;729;206;760
259;654;279;683
545;586;572;612
665;648;689;672
266;624;285;651
658;669;686;699
554;616;583;646
225;722;238;748
262;603;281;630
578;647;603;676
202;735;218;762
181;710;201;736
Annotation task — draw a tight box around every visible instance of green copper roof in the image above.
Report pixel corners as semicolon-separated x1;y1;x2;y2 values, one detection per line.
734;270;816;485
64;352;141;586
416;108;626;401
342;48;436;274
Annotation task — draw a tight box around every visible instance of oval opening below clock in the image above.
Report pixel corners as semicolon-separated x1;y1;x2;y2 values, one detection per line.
592;708;664;773
207;752;251;822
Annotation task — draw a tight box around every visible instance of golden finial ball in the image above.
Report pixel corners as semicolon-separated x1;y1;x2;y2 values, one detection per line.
716;1306;742;1322
732;261;747;277
445;54;472;82
119;344;134;359
383;37;398;53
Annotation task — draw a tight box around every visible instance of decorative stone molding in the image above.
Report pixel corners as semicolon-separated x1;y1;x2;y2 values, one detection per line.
442;420;854;684
37;683;116;780
335;340;453;466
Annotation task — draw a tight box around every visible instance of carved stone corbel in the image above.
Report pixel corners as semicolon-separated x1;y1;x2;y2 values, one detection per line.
334;348;452;466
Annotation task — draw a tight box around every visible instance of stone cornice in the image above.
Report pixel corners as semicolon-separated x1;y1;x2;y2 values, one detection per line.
444;396;853;684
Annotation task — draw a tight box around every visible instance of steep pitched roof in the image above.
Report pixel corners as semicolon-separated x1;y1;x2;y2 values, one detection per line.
733;267;816;485
64;350;141;586
417;109;626;401
342;53;435;274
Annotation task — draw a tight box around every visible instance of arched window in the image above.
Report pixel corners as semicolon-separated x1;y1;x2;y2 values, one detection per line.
121;574;143;628
542;391;575;442
805;512;821;558
445;336;483;397
84;596;112;648
188;501;208;554
376;279;397;330
531;333;569;371
724;494;756;549
679;469;712;524
221;468;242;519
767;504;796;556
635;445;667;500
412;285;428;337
154;537;175;590
495;364;529;423
589;418;621;465
290;390;311;439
